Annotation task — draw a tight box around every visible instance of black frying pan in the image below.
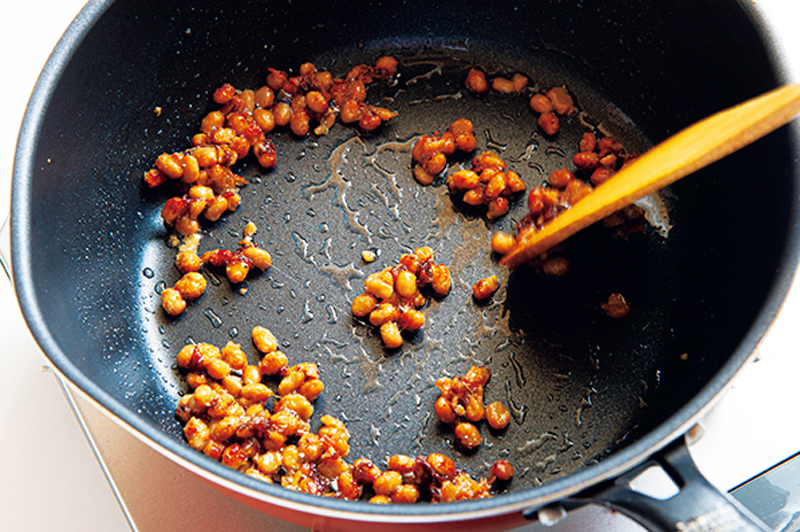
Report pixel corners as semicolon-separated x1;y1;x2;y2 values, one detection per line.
10;0;800;530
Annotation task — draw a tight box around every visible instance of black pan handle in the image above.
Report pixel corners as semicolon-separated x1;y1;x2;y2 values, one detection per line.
527;435;771;531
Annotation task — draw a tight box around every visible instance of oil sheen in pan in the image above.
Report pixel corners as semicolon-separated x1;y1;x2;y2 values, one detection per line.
139;56;673;488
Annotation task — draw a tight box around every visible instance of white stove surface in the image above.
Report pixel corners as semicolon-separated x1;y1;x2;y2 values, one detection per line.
2;1;800;531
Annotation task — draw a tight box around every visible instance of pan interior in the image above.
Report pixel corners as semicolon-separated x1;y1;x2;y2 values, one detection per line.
13;0;795;510
138;55;663;487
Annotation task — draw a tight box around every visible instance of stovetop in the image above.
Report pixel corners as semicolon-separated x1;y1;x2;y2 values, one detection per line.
2;1;800;531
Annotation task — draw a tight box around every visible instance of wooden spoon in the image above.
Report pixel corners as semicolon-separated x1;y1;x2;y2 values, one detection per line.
500;84;800;269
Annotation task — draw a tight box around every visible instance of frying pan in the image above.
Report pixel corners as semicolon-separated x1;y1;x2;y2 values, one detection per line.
9;0;800;530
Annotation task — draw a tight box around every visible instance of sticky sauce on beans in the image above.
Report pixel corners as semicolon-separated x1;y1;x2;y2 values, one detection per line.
529;86;575;136
472;275;499;301
174;330;514;503
411;118;477;185
601;293;631;318
493;131;641;273
434;366;513;451
465;68;528;95
159;222;271;315
147;57;399;316
351;247;451;348
411;120;525;221
447;151;527;220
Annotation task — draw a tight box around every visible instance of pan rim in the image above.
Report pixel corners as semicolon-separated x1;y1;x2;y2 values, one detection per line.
10;0;800;523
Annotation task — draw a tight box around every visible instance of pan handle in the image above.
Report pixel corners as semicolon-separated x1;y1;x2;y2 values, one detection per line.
0;215;10;281
529;435;771;531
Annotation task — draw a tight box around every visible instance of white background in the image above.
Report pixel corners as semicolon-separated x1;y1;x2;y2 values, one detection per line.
1;1;800;531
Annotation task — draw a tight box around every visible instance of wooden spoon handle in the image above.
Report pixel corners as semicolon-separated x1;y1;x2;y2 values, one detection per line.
501;84;800;269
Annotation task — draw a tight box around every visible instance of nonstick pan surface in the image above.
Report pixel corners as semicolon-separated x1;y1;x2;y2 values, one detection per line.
11;0;800;524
